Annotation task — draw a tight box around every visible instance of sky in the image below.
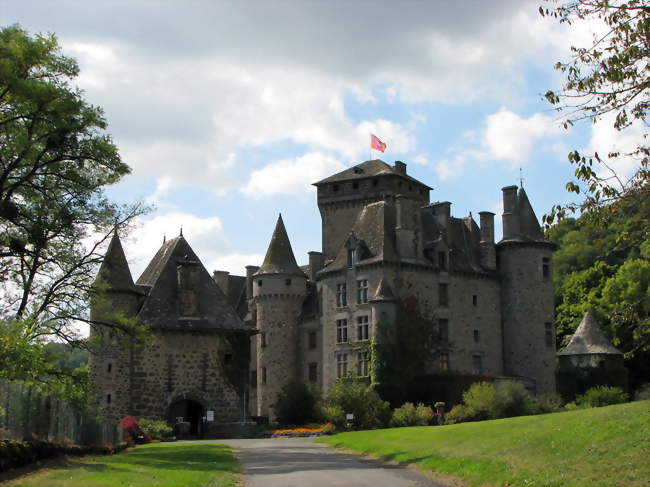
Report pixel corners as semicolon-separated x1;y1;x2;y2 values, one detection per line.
1;0;645;279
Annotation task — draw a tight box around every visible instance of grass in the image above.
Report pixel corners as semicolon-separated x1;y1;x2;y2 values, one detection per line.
319;400;650;487
4;442;239;487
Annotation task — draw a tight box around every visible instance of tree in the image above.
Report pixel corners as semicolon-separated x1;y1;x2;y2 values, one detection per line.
540;1;649;223
0;25;147;384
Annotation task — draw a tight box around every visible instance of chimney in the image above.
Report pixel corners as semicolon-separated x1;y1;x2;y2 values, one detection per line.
479;211;496;270
501;186;519;240
308;251;324;280
430;201;451;227
394;161;407;175
212;270;230;296
245;265;260;301
479;211;495;243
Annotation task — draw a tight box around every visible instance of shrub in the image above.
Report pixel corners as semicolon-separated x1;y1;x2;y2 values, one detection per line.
576;386;628;408
492;381;531;418
138;418;173;440
390;402;433;427
320;423;336;435
445;404;472;424
462;382;497;421
323;379;391;430
528;393;564;414
273;380;321;425
634;383;650;401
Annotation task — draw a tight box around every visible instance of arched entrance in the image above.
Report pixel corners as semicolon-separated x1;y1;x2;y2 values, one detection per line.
168;398;204;437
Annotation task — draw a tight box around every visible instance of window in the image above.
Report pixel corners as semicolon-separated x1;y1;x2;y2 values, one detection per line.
250;370;257;388
352;182;359;189
336;353;348;378
336;283;347;307
473;329;480;343
285;278;292;286
336;319;348;343
308;362;318;383
439;353;449;372
357;279;368;304
438;283;449;307
107;362;112;373
357;315;369;341
472;354;483;375
333;184;339;192
224;352;233;364
357;351;370;376
542;257;550;279
438;251;447;271
257;279;263;287
438;318;449;342
106;393;112;405
545;322;554;347
260;332;267;348
347;249;357;267
308;331;317;350
372;179;378;187
472;295;478;306
262;366;267;384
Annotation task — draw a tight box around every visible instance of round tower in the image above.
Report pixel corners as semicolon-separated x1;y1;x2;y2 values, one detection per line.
89;231;140;423
498;186;557;394
253;215;307;419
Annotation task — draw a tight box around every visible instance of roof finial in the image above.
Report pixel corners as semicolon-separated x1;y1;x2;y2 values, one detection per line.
163;234;166;244
519;167;524;188
180;226;183;237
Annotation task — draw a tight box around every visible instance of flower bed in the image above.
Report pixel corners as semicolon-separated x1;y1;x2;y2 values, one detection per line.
264;424;330;438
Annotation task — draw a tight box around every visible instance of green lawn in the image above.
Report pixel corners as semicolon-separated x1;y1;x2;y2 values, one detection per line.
6;442;239;487
319;400;650;487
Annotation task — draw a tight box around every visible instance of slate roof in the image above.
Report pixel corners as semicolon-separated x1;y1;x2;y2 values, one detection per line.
96;232;136;292
517;187;545;241
135;236;250;332
314;159;432;189
226;274;248;320
558;310;622;356
323;200;398;272
255;215;304;276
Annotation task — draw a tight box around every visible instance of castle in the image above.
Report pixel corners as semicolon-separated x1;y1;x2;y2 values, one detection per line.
91;159;556;433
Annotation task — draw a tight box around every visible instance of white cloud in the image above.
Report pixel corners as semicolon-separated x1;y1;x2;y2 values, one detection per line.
434;153;467;182
482;109;565;166
411;154;429;166
122;212;260;278
241;152;345;197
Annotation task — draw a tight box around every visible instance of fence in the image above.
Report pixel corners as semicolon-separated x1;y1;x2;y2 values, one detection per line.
0;379;120;446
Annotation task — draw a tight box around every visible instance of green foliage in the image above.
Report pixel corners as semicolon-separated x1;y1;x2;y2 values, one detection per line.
0;24;148;386
634;383;650;401
374;298;439;405
272;379;321;425
461;382;497;421
389;402;433;427
138;418;173;440
540;1;650;220
576;386;628;408
527;393;564;415
491;381;531;419
323;378;391;430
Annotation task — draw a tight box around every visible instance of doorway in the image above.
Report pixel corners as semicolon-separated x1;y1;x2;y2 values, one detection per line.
168;399;204;437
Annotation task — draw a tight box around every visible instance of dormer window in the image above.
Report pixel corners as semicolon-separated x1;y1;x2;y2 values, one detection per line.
438;251;447;271
347;248;357;267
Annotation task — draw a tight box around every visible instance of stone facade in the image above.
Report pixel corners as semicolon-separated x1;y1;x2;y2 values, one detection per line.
90;233;252;436
92;158;557;425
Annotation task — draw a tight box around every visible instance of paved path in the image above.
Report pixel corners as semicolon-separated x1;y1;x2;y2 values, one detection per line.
220;437;451;487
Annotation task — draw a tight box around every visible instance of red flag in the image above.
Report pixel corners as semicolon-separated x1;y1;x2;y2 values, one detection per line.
370;134;387;152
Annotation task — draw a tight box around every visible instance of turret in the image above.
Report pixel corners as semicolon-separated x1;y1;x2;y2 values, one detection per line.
253;215;307;418
90;231;139;422
497;186;556;394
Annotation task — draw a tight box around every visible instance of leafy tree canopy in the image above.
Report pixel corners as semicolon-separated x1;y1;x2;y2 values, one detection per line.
0;25;147;387
540;1;649;221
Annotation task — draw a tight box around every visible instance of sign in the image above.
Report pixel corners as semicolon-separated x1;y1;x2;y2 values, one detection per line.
346;413;354;421
207;410;215;422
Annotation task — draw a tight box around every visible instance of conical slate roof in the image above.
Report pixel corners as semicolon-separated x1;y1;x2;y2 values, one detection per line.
558;310;622;356
371;278;396;302
255;215;303;276
96;231;135;291
517;187;544;241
